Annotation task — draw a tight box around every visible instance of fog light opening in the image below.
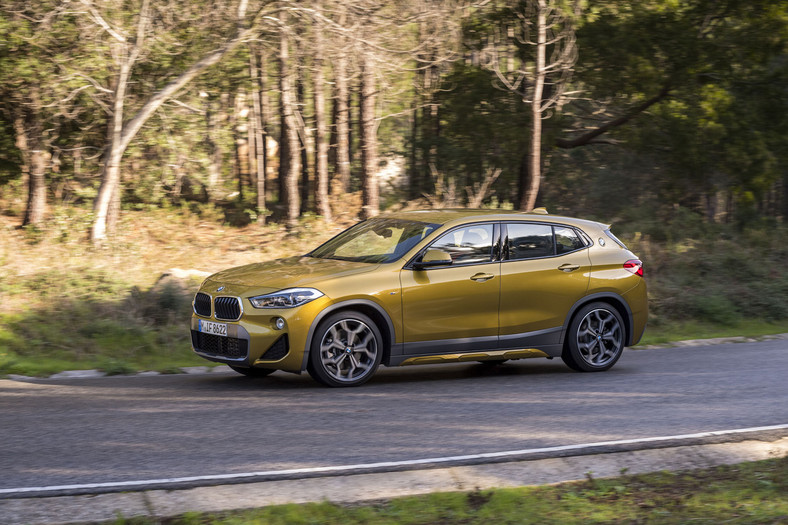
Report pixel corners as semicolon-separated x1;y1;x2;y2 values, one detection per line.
274;317;286;330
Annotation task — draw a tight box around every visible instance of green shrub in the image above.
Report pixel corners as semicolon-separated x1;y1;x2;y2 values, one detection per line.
691;294;739;325
100;358;136;376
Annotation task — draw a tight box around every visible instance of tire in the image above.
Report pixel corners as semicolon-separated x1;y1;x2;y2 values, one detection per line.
562;302;626;372
229;365;275;378
308;311;383;387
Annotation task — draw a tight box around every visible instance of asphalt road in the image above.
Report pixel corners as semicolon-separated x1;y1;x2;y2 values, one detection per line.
1;340;787;493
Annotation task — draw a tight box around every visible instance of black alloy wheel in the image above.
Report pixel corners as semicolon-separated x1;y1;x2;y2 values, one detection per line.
562;302;626;372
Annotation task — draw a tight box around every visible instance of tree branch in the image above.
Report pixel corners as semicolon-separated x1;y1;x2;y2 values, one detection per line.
80;0;126;43
555;85;670;149
118;5;276;152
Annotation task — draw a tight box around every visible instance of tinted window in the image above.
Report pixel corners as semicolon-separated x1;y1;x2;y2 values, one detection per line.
555;227;586;254
507;223;553;259
428;224;494;265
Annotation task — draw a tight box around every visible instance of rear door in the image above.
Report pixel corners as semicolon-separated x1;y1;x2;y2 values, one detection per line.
498;222;590;348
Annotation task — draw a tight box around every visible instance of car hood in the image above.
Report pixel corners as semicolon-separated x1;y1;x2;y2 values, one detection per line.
207;256;379;291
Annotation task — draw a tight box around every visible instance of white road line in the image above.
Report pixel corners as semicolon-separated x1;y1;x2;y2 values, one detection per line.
2;424;787;496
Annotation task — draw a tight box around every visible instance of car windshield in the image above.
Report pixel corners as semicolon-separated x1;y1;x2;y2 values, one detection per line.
308;218;439;264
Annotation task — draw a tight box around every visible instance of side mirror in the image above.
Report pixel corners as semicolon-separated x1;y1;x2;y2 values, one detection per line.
414;248;453;270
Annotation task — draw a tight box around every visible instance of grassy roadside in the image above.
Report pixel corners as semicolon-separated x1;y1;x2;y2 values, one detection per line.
639;320;788;346
110;457;788;524
0;206;352;377
1;205;787;378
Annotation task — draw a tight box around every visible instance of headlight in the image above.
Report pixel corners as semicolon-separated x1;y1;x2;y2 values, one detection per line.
248;288;324;309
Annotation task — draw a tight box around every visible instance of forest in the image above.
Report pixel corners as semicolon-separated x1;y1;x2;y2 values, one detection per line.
2;0;786;236
0;1;787;376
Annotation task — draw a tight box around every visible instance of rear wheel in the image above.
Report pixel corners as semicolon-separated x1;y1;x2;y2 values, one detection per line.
308;311;382;387
562;302;625;372
229;365;275;378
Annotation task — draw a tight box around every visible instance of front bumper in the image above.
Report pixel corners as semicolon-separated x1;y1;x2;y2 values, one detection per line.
190;294;331;372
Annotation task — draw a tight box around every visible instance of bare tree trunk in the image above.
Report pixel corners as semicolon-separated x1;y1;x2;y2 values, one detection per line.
250;47;267;223
297;71;313;215
782;172;788;221
259;53;274;204
26;145;47;228
410;7;434;200
482;0;578;212
328;86;337;171
246;91;256;197
204;94;224;200
426;60;439;182
92;43;133;243
333;8;351;194
296;27;310;214
520;0;547;212
516;151;529;209
234;90;250;200
278;85;289;205
408;99;421;200
14;101;47;227
13;114;31;221
313;0;331;221
279;14;301;229
359;51;379;219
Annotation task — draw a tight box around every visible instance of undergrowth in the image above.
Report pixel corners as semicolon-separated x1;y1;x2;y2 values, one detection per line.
621;221;788;327
0;205;352;376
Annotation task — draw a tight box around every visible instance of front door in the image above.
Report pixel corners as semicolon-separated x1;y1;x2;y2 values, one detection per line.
400;223;500;355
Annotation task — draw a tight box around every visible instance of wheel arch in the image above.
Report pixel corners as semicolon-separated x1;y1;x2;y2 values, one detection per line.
561;292;635;348
300;299;398;371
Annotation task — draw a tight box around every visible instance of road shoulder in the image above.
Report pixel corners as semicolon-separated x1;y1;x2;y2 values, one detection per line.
2;431;786;525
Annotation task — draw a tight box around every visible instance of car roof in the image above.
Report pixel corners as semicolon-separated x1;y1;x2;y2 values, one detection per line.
379;208;608;230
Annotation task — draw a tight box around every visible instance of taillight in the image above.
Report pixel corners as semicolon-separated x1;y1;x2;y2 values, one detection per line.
623;259;643;277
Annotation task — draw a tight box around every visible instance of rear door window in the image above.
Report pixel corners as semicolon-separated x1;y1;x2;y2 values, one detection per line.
506;223;554;260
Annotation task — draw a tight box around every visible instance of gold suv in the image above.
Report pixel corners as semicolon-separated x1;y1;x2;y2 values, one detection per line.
191;209;647;387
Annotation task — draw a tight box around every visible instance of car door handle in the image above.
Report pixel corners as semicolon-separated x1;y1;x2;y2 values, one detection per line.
470;272;495;282
558;264;580;272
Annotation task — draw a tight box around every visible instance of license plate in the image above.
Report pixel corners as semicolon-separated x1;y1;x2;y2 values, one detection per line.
199;320;228;337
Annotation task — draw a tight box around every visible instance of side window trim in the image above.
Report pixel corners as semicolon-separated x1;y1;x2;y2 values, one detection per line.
492;222;502;262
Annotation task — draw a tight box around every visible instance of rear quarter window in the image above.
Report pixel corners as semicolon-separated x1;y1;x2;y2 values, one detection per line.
555;226;586;254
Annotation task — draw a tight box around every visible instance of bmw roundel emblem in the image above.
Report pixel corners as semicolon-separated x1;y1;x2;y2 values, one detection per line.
216;286;225;292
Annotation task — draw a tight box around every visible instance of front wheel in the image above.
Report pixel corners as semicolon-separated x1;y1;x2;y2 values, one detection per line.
562;302;626;372
308;311;383;387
